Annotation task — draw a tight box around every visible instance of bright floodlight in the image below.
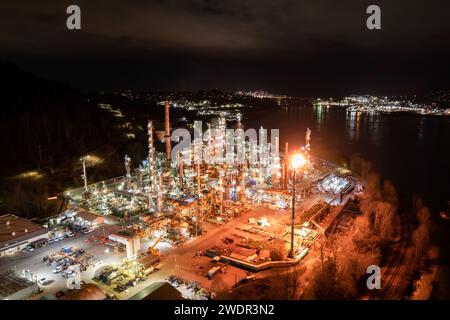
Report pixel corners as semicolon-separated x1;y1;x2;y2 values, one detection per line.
291;153;306;169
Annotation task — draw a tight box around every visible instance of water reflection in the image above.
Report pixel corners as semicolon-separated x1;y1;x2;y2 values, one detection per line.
346;110;361;143
367;112;381;145
418;116;425;142
314;103;326;131
247;99;449;214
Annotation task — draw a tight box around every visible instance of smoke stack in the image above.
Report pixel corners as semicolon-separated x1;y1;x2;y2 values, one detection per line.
148;120;157;192
164;100;171;169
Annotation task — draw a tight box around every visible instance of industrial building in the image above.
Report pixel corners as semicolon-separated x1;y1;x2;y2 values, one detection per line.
61;210;105;228
108;231;141;259
73;210;105;227
129;282;183;300
0;214;48;256
0;271;40;300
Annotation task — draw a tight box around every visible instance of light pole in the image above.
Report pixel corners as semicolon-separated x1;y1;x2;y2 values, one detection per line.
81;156;89;192
288;153;306;258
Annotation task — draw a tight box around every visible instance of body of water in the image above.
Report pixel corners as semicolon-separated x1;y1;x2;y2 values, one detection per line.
245;100;449;213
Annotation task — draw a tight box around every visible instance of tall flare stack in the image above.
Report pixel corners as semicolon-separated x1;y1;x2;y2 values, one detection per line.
164;100;171;169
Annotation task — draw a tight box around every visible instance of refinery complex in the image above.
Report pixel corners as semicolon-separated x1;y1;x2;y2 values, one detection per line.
0;100;361;300
1;1;448;308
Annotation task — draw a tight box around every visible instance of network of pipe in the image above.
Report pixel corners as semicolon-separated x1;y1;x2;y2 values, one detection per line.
123;101;312;218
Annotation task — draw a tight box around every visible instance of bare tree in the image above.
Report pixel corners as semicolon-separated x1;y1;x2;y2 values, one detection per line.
280;266;304;299
372;201;396;245
312;256;344;299
269;239;288;261
382;180;398;207
314;220;382;299
412;207;431;266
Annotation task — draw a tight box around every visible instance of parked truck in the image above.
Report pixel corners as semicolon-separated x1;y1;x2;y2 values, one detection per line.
207;266;222;280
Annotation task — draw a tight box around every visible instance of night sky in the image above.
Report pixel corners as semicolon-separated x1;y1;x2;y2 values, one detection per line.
1;0;450;96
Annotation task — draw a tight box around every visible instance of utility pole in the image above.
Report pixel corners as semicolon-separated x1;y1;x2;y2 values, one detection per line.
289;168;296;258
288;153;306;258
284;142;289;189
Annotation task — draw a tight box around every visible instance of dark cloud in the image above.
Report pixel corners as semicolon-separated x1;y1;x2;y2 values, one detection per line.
1;0;449;95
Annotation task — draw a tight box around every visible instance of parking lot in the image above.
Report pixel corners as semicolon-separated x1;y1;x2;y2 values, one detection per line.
0;223;124;299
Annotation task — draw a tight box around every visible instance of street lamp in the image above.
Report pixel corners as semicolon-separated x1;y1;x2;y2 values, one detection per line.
288;152;306;258
80;155;90;192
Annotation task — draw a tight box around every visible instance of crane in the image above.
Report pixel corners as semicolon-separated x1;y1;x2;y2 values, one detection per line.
147;236;162;255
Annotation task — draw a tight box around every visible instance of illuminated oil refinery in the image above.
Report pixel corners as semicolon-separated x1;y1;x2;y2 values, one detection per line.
1;0;447;304
60;100;359;282
1;100;361;300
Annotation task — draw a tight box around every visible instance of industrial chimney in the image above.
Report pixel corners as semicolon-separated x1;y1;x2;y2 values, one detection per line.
164;100;171;169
